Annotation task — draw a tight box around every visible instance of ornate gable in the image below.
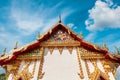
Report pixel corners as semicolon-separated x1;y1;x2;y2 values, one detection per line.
0;22;120;80
0;22;120;65
40;24;80;47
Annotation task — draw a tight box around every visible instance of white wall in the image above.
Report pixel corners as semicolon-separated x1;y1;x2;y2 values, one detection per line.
80;59;89;80
41;47;80;80
8;74;13;80
87;60;94;73
108;72;115;80
97;59;105;72
18;60;25;73
28;61;34;73
31;60;41;80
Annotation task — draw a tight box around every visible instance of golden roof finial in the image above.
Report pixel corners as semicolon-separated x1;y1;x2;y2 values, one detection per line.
115;46;119;55
79;31;83;38
14;41;18;49
102;42;108;50
37;32;41;39
1;48;6;57
59;14;61;23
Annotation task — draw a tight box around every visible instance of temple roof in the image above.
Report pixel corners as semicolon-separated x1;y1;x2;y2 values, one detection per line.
0;22;120;65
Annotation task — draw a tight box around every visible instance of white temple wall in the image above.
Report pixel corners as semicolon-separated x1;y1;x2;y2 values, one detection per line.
80;59;89;80
108;72;115;80
87;60;94;73
31;60;41;80
28;61;34;73
96;59;105;72
8;74;13;80
18;60;25;73
41;47;80;80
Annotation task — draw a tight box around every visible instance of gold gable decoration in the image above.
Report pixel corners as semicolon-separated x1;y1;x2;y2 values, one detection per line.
40;29;80;47
48;47;54;54
41;40;80;47
37;32;41;40
67;47;73;54
58;47;63;54
47;47;73;54
38;48;45;79
0;48;6;57
14;42;18;49
13;62;33;80
89;59;109;80
77;47;84;79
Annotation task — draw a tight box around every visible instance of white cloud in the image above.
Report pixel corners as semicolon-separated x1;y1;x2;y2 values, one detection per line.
105;0;113;6
85;32;96;42
67;23;74;28
85;0;120;31
67;23;78;30
0;33;23;53
10;1;75;35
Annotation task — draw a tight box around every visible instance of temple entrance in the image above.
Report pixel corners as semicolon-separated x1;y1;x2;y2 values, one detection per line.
18;77;22;80
97;76;106;80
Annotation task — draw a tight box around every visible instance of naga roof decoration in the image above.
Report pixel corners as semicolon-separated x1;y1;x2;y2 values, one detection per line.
0;22;120;65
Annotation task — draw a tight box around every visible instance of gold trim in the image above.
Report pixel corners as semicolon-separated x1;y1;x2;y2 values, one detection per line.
89;59;109;80
68;47;73;54
58;47;63;54
40;40;80;47
38;47;45;79
84;60;91;78
77;47;84;79
48;47;54;54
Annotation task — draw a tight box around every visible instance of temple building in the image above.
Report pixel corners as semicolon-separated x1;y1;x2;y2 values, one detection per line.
0;21;120;80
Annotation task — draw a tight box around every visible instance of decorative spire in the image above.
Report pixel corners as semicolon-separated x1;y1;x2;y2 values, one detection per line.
37;32;41;39
79;32;83;38
59;14;61;23
1;48;6;57
115;46;119;55
14;41;18;49
102;42;108;50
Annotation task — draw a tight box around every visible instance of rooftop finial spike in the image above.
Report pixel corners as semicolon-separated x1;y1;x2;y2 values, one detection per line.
115;46;119;55
59;14;61;23
1;48;6;57
102;42;108;50
37;32;41;39
79;32;83;38
14;41;18;49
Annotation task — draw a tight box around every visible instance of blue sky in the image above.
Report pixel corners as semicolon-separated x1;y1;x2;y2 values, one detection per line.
0;0;120;79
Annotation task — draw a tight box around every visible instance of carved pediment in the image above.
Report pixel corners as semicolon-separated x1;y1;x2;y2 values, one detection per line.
40;29;80;47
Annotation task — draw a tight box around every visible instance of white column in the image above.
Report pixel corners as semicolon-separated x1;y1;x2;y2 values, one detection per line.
80;59;89;80
96;59;105;72
18;60;25;73
28;61;34;73
87;60;94;73
31;60;41;80
8;74;13;80
108;72;115;80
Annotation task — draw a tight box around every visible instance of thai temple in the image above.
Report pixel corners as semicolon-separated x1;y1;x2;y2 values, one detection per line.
0;20;120;80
